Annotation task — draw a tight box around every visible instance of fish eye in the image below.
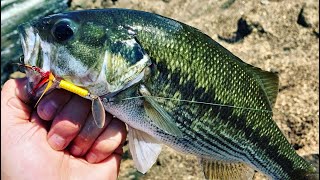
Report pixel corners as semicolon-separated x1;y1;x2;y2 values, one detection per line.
52;20;74;42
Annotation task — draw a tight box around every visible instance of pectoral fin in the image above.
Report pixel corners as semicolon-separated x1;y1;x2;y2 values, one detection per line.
91;97;106;128
200;158;255;180
128;126;162;174
140;85;183;137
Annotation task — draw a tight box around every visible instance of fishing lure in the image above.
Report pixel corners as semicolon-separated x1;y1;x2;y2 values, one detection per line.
17;63;106;128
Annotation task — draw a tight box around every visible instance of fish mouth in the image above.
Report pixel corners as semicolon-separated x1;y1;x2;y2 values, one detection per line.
18;24;49;98
18;24;40;65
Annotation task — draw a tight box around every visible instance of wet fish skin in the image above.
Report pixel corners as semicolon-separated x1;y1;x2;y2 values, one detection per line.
18;9;317;180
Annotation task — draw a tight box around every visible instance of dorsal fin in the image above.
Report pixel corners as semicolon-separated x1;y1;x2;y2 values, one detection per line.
230;55;279;108
247;66;279;107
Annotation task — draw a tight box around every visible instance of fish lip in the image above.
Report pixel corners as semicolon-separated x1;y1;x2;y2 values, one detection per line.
18;23;44;97
18;24;28;57
18;23;38;64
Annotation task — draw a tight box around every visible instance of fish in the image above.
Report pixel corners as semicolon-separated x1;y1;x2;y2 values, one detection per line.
17;9;318;180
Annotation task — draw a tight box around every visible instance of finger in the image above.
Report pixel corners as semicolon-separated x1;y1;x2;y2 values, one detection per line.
1;78;31;123
14;78;32;103
47;95;91;150
2;78;28;103
86;118;127;163
69;113;113;156
37;89;73;120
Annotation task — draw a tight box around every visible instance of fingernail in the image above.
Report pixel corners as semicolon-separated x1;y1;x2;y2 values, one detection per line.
87;152;97;163
71;146;82;156
48;134;66;150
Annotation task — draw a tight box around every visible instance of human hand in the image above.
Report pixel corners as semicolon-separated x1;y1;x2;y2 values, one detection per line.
1;78;127;180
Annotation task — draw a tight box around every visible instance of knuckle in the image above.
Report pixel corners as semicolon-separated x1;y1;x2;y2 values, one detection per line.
76;134;91;143
96;138;119;151
63;121;82;132
92;136;121;154
54;120;82;136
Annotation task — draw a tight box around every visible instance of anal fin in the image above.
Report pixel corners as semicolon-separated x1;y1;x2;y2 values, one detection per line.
200;158;255;180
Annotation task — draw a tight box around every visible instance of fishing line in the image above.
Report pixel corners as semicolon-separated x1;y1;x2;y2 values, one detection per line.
121;95;274;113
121;95;299;120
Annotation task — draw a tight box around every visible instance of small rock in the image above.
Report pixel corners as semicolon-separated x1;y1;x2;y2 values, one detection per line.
220;0;236;9
297;4;312;27
218;16;265;43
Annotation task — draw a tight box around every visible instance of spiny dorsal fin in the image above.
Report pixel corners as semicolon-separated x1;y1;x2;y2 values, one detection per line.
200;158;255;180
139;85;183;137
247;66;279;108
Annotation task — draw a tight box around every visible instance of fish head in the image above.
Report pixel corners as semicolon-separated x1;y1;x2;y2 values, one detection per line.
18;10;151;98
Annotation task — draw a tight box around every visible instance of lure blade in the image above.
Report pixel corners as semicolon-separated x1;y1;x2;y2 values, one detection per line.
92;97;106;128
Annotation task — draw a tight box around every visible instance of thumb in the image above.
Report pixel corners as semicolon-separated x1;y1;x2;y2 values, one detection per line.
1;78;32;127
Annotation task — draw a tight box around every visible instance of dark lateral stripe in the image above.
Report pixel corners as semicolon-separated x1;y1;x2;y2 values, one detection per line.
181;121;270;174
173;105;288;178
191;121;261;166
173;108;244;159
175;106;247;159
168;89;259;165
156;126;228;159
196;123;267;170
178;127;239;160
176;115;251;163
154;62;266;167
197;108;289;177
201;118;245;152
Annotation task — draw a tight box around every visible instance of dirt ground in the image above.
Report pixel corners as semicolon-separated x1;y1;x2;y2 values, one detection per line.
67;0;319;179
6;0;317;179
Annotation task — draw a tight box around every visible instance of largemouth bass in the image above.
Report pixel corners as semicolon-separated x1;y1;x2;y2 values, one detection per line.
18;9;318;180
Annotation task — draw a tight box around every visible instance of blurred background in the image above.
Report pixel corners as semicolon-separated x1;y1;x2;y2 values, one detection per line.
1;0;319;179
